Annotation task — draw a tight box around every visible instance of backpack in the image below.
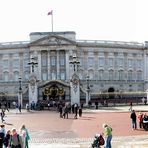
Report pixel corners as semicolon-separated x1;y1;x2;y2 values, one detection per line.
98;135;105;145
0;132;5;141
10;134;21;148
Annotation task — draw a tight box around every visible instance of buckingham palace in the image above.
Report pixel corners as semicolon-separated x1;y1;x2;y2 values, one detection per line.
0;31;148;107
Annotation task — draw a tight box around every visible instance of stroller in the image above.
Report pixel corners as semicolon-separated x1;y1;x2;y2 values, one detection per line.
143;115;148;131
91;134;105;148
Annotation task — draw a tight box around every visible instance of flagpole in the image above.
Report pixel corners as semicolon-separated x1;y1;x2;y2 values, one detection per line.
47;10;53;32
51;11;53;32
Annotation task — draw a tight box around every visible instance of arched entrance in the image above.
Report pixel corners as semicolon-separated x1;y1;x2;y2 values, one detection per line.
43;84;65;101
108;87;115;99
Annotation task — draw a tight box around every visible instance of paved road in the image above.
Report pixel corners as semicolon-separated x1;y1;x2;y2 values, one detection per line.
2;105;148;148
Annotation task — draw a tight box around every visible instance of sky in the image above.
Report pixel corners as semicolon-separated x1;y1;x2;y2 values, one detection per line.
0;0;147;43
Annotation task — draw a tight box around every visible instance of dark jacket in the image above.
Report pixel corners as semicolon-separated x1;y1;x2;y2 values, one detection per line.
130;112;137;121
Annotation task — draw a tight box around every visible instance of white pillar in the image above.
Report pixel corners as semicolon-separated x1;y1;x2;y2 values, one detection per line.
147;89;148;103
70;81;80;105
29;83;38;106
18;92;22;107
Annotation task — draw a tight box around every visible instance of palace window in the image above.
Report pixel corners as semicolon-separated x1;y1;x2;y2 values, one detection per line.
109;70;114;80
118;58;124;67
60;57;65;66
51;57;56;66
3;72;9;81
137;59;142;68
99;57;104;67
51;71;56;80
14;71;19;81
128;59;133;68
108;58;113;67
24;71;29;81
60;72;65;80
13;59;19;68
3;60;9;69
42;72;48;81
99;69;104;80
88;57;94;67
128;70;133;81
118;70;124;80
137;71;142;80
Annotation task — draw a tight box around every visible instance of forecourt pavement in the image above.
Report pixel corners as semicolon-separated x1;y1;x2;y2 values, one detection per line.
2;105;148;148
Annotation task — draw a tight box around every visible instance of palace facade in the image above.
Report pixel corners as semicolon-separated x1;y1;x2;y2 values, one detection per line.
0;31;148;105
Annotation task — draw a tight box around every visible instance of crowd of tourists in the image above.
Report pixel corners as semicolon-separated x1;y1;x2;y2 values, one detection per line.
130;109;148;130
58;102;83;119
0;124;30;148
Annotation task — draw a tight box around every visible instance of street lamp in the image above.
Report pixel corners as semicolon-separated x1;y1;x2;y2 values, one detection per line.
69;54;80;72
19;77;22;91
86;75;90;106
18;77;22;108
28;57;38;73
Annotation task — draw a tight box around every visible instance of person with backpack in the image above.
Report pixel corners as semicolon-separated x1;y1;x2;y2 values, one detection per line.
0;124;6;148
102;123;112;148
4;129;11;148
9;128;23;148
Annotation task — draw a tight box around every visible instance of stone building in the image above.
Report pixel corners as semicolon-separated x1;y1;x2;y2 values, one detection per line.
0;31;147;106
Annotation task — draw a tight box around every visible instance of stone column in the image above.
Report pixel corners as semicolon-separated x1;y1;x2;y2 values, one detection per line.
29;75;38;106
66;50;70;80
70;73;80;105
57;50;60;79
48;50;51;79
37;51;42;80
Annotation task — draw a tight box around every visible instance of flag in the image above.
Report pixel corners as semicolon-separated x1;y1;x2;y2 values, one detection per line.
47;10;53;15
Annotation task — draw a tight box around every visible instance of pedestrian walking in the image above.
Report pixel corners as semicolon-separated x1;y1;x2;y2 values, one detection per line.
4;129;11;148
138;112;143;129
1;110;5;123
19;124;30;148
9;128;23;148
102;123;112;148
59;104;63;118
129;101;133;111
63;105;69;119
0;124;6;148
78;106;82;117
74;103;78;119
130;110;137;130
18;104;22;113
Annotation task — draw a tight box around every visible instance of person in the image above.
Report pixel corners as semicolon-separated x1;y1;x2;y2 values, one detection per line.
102;123;112;148
4;129;11;148
74;103;78;119
15;103;19;114
59;104;63;118
63;105;69;119
137;112;143;129
130;110;137;130
1;110;5;123
26;103;29;111
78;105;82;117
9;128;23;148
0;124;6;148
19;124;30;148
18;104;22;113
129;101;133;111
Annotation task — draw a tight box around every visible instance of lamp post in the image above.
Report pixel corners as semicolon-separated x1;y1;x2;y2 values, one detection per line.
18;77;22;108
69;54;80;72
28;57;38;73
86;75;90;106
